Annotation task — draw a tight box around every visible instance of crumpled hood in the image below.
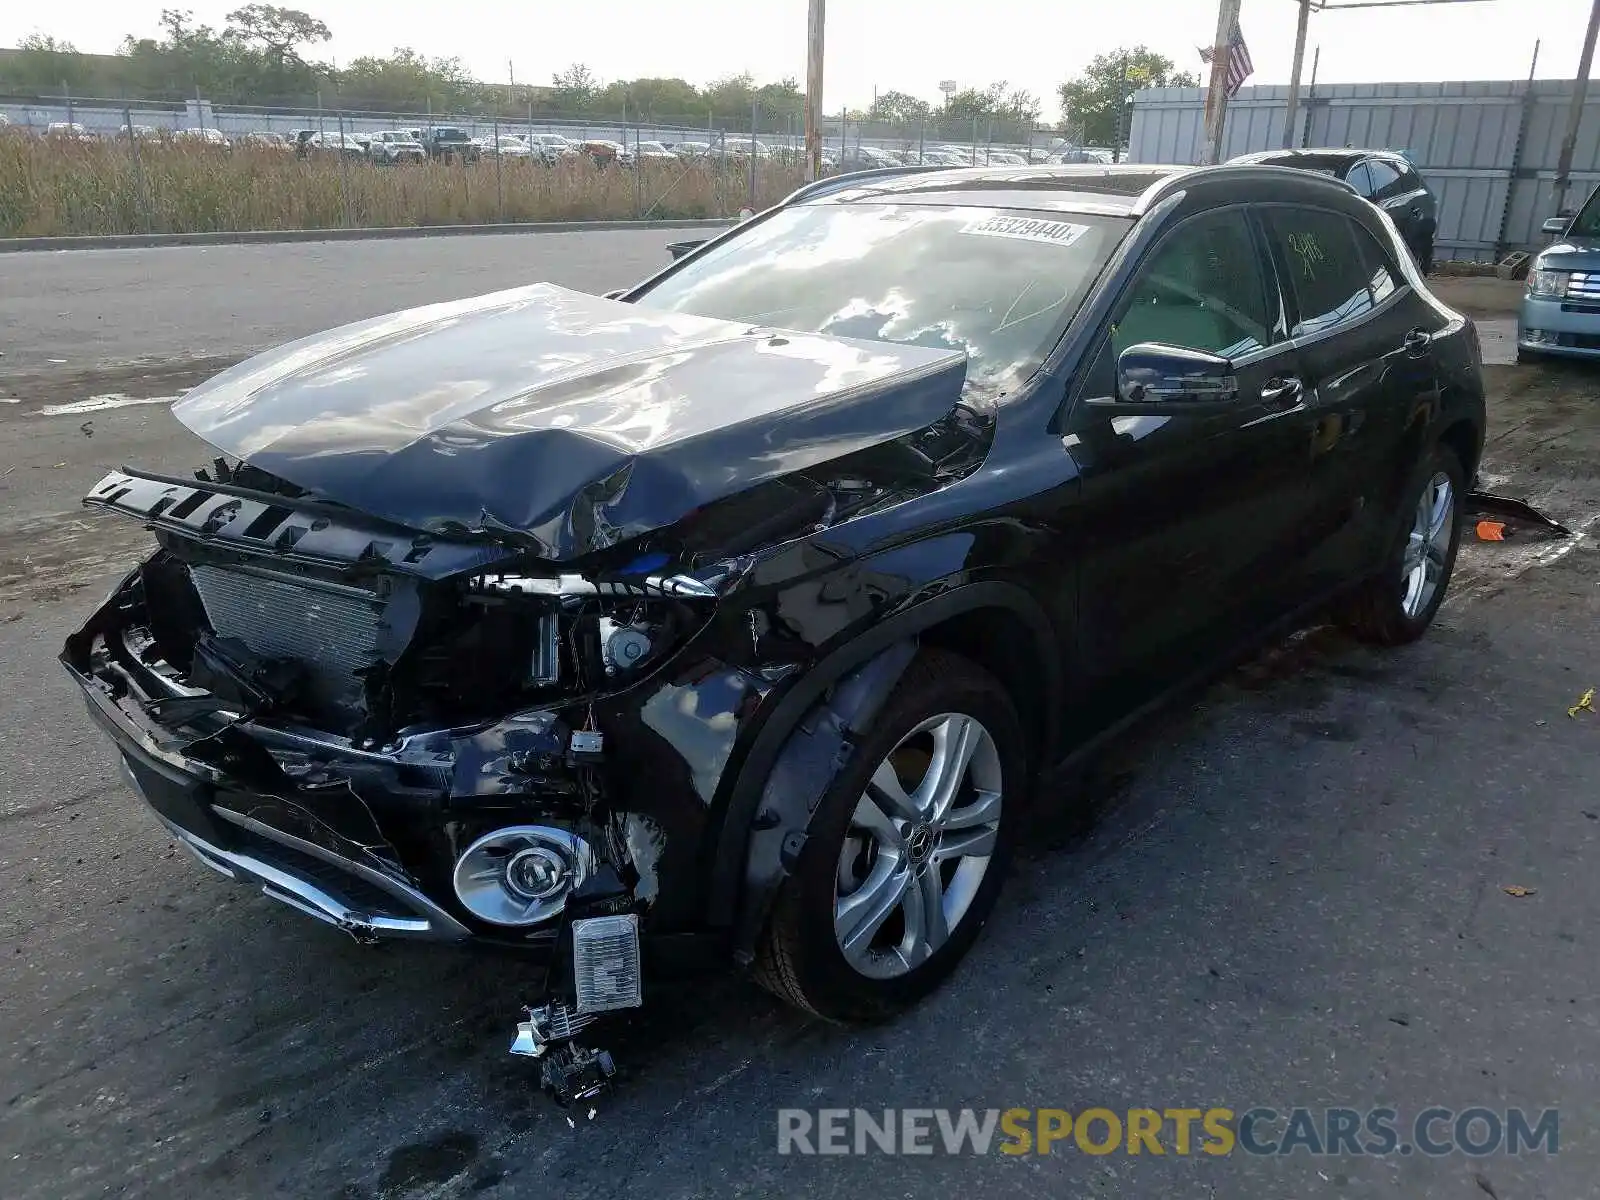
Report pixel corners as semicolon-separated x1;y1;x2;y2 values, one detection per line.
1537;235;1600;271
173;283;967;560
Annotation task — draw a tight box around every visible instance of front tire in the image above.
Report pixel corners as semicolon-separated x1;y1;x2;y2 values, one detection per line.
755;650;1024;1023
1337;444;1465;645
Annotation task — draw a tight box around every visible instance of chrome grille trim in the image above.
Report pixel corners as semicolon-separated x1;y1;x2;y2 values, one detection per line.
1566;271;1600;300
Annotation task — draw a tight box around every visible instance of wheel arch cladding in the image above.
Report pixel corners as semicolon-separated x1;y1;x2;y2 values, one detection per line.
717;582;1062;964
1437;418;1481;482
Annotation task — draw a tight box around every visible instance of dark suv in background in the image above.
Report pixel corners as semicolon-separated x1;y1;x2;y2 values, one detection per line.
1231;148;1439;274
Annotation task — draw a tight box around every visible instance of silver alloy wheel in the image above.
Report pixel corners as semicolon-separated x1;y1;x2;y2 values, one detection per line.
1400;470;1455;620
833;712;1004;980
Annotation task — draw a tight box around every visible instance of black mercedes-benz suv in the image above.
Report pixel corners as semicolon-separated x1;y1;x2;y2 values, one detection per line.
63;163;1485;1096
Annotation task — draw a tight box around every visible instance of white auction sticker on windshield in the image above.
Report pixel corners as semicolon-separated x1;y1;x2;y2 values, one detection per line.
961;214;1091;248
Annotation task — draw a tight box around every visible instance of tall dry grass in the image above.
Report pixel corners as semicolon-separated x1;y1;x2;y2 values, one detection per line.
0;134;807;237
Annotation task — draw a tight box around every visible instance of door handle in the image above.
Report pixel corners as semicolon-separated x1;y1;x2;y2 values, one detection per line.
1260;376;1303;409
1404;328;1432;357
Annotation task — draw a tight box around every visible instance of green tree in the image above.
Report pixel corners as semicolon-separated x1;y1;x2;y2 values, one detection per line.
551;62;598;111
1057;47;1197;146
869;89;932;126
595;76;702;120
225;6;329;66
339;48;478;112
753;77;804;122
0;33;94;92
703;71;754;118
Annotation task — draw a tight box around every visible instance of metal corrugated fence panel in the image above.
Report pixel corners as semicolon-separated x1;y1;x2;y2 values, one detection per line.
1129;79;1600;262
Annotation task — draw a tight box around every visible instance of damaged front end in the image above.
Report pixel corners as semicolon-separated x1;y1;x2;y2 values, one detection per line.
60;284;991;1102
61;473;701;1096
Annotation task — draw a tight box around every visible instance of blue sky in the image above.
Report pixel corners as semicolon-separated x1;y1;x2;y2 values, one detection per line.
3;0;1591;116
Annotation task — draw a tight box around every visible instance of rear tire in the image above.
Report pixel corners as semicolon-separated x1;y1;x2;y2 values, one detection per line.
754;649;1024;1023
1336;444;1464;646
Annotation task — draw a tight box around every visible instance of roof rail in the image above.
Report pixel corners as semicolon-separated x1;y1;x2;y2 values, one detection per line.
779;164;949;206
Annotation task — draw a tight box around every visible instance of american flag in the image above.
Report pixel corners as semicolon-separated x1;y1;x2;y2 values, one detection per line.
1199;19;1255;98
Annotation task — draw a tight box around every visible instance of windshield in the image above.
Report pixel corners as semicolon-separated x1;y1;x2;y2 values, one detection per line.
1569;187;1600;237
632;202;1129;396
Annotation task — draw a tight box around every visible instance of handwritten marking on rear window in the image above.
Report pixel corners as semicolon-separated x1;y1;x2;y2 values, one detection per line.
961;215;1091;249
1288;231;1327;281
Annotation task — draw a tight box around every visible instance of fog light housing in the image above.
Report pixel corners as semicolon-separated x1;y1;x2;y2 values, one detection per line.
453;826;593;926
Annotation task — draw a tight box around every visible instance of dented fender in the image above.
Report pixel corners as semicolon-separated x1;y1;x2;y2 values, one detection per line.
731;640;917;963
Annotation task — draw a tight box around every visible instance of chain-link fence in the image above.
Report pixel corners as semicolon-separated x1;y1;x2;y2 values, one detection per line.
0;90;1116;238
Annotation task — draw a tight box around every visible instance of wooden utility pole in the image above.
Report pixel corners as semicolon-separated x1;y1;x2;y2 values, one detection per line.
1282;0;1312;149
1201;0;1242;164
1554;0;1600;215
804;0;825;181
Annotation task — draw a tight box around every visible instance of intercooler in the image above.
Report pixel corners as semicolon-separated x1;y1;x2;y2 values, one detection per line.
187;564;386;706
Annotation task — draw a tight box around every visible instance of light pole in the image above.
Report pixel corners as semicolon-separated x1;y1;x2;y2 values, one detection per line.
1283;0;1312;148
1201;0;1242;165
1555;0;1600;215
804;0;825;181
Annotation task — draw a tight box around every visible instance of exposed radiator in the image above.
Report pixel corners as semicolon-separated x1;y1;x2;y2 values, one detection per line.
188;564;385;704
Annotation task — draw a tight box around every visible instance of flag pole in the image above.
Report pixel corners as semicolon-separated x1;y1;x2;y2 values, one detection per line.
1202;0;1243;164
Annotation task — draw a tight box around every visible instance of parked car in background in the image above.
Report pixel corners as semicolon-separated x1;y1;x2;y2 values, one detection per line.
1229;148;1439;275
305;131;365;159
984;150;1029;166
238;131;291;151
64;163;1483;1103
528;132;579;164
118;123;161;141
289;129;318;158
368;130;425;164
175;127;230;148
633;140;679;163
579;138;633;167
46;121;96;141
1519;184;1600;362
421;126;481;163
481;134;534;158
837;145;903;171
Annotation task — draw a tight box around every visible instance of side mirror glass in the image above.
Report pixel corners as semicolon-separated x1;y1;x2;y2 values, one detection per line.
1542;216;1571;236
1096;343;1239;414
666;238;707;261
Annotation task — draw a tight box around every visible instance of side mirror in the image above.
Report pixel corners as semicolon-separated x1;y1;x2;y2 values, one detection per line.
601;288;628;300
666;238;707;261
1087;343;1239;416
1542;216;1571;236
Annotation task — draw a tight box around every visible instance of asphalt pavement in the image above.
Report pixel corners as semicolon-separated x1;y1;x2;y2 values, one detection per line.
2;242;1599;1199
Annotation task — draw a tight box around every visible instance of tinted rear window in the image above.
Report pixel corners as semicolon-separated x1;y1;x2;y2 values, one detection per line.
1265;207;1375;338
632;203;1131;396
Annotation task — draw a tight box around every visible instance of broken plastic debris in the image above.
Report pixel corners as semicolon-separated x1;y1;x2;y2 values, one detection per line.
1475;520;1507;542
1502;885;1536;898
1569;689;1595;719
587;1107;597;1121
565;1115;576;1129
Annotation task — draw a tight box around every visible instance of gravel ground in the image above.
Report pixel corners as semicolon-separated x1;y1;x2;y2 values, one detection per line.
2;243;1598;1199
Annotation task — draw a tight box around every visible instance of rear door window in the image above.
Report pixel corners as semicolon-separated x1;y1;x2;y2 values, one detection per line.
1351;222;1400;303
1344;162;1375;198
1364;159;1404;199
1264;207;1376;338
